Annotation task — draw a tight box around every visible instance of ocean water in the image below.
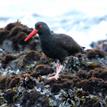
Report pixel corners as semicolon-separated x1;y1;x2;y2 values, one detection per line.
0;0;107;48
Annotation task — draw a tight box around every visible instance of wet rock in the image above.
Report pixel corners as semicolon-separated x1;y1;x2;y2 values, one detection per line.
8;76;20;88
11;51;41;70
34;64;54;77
23;51;41;64
86;61;101;69
20;90;49;107
77;70;91;79
90;39;107;52
46;74;80;94
7;24;32;51
26;38;41;51
2;39;14;52
82;97;106;107
1;21;39;52
21;74;36;89
1;54;16;68
8;25;31;39
64;56;81;72
86;49;106;59
0;29;9;44
1;21;107;107
5;21;23;31
0;76;8;89
91;67;107;81
3;89;17;104
76;77;107;95
0;75;20;89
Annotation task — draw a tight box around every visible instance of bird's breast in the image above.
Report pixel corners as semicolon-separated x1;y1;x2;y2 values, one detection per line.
41;40;69;60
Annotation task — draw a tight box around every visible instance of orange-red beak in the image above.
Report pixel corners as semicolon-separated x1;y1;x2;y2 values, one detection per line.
24;29;38;42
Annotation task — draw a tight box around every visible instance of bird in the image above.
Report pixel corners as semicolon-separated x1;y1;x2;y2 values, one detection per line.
24;22;83;80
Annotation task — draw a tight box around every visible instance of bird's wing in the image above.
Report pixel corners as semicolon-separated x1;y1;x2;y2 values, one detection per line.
52;33;82;54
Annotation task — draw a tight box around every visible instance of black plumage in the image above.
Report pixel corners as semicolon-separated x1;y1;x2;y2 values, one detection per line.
34;22;82;62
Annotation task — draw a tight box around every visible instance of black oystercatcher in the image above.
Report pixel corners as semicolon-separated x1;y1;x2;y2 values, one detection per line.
24;22;82;80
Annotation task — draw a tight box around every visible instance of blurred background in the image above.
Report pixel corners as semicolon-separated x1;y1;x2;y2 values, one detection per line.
0;0;107;48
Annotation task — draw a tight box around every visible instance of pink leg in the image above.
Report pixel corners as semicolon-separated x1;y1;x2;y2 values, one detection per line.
48;63;63;80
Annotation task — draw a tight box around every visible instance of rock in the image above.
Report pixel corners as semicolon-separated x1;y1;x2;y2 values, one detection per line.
34;64;54;77
0;29;9;44
0;21;107;107
21;74;36;89
1;54;16;68
86;49;106;59
20;90;49;107
3;89;17;104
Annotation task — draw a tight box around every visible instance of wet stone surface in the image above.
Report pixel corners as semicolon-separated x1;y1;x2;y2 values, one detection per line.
0;21;107;107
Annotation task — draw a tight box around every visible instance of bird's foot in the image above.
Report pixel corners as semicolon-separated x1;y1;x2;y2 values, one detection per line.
48;74;59;80
48;64;63;80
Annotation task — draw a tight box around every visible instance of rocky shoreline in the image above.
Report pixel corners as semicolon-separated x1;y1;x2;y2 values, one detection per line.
0;21;107;107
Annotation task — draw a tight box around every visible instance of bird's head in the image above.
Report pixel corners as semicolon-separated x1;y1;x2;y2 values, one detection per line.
24;22;51;42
